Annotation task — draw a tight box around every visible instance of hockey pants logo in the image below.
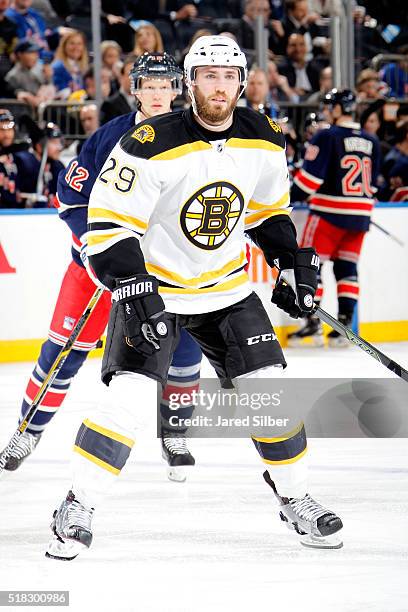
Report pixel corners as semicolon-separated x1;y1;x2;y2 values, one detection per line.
247;333;277;346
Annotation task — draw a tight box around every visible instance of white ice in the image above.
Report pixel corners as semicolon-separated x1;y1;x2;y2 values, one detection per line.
1;344;408;612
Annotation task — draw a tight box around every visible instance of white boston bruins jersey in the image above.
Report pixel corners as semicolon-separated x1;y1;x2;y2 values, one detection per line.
87;107;291;314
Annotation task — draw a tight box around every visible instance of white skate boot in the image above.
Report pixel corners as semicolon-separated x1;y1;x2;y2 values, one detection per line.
161;428;195;483
263;471;343;549
46;490;94;561
327;313;352;348
0;431;42;471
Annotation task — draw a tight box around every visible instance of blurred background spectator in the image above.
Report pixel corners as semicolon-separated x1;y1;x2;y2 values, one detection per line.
278;33;325;98
133;23;164;56
51;29;88;98
5;38;56;107
100;54;138;124
101;39;122;93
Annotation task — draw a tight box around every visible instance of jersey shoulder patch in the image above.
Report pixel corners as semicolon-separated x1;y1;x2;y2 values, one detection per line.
119;111;190;160
235;107;286;149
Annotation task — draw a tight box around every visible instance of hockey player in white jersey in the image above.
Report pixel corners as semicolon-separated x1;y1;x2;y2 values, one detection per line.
46;36;343;561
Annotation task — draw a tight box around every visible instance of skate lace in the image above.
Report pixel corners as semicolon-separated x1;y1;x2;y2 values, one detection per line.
163;436;189;455
289;494;330;522
67;500;93;529
10;433;38;460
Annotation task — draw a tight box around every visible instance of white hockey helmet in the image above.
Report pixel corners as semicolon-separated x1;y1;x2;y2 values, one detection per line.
184;35;248;111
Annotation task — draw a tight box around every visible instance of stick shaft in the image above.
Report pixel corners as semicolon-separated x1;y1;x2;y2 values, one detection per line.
0;286;105;473
315;306;408;382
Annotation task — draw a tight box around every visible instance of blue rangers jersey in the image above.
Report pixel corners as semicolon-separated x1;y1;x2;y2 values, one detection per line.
56;112;138;265
292;121;381;231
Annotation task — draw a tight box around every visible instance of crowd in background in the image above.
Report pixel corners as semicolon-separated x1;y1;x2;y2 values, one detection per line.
0;0;407;207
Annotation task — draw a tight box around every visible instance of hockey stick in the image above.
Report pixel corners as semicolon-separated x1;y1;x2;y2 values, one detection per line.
314;305;408;383
370;220;405;247
0;286;105;474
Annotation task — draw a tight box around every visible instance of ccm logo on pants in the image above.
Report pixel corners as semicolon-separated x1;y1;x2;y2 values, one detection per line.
247;333;277;345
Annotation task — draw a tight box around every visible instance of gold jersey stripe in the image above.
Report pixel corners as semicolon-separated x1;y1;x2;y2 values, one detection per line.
73;445;121;475
83;418;135;448
248;192;290;212
159;272;248;295
146;250;246;287
87;230;130;247
252;421;304;443
88;207;148;231
226;138;284;153
261;446;308;465
151;141;212;161
245;208;291;226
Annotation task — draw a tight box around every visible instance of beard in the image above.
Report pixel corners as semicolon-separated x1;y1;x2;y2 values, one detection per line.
194;88;239;124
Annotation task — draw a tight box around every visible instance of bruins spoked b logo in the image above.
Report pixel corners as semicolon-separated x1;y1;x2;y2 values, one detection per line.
180;181;244;250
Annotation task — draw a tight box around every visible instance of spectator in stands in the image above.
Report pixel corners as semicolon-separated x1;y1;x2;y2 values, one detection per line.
267;59;299;103
0;109;20;207
0;0;18;86
101;40;122;94
133;23;164;56
356;68;386;100
51;29;88;98
245;67;279;118
359;98;384;136
306;65;332;104
275;0;327;57
6;0;49;54
15;121;64;207
100;54;138;124
236;0;279;54
278;33;322;98
83;66;111;100
397;104;408;124
5;38;56;106
79;103;98;136
380;45;408;98
382;120;408;188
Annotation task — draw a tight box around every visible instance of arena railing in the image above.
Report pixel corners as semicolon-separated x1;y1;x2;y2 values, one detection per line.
37;101;88;141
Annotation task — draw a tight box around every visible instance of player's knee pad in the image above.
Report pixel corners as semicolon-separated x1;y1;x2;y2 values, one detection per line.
171;328;202;369
333;258;357;282
38;340;89;380
94;371;158;435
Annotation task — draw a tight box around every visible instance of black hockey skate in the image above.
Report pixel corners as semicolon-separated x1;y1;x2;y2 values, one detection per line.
1;431;42;471
327;313;352;348
46;490;94;561
263;471;343;549
287;313;324;348
161;427;195;483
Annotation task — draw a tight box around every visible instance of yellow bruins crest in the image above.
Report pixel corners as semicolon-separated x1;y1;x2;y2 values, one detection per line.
266;116;281;133
131;124;155;144
180;181;244;250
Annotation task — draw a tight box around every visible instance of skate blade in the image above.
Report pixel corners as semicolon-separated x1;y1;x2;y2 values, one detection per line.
287;336;324;348
299;533;343;549
166;465;193;483
327;337;350;349
45;534;87;561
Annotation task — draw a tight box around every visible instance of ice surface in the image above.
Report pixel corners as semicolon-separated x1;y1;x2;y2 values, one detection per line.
1;344;408;612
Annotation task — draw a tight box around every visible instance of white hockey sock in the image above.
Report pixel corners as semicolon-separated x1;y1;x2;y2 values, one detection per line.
237;364;308;499
71;372;158;508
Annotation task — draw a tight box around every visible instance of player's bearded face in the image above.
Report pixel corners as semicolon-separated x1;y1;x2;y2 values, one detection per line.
193;67;240;124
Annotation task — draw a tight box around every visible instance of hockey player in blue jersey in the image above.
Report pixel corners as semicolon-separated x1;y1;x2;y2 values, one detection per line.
289;89;381;347
2;53;201;482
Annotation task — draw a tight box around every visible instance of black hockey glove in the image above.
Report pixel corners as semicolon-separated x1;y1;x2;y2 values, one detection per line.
271;248;320;319
112;274;168;357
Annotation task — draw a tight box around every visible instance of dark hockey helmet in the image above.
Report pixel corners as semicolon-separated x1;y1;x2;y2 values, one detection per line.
304;111;322;129
0;109;15;129
323;89;356;114
129;52;183;95
45;122;62;139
